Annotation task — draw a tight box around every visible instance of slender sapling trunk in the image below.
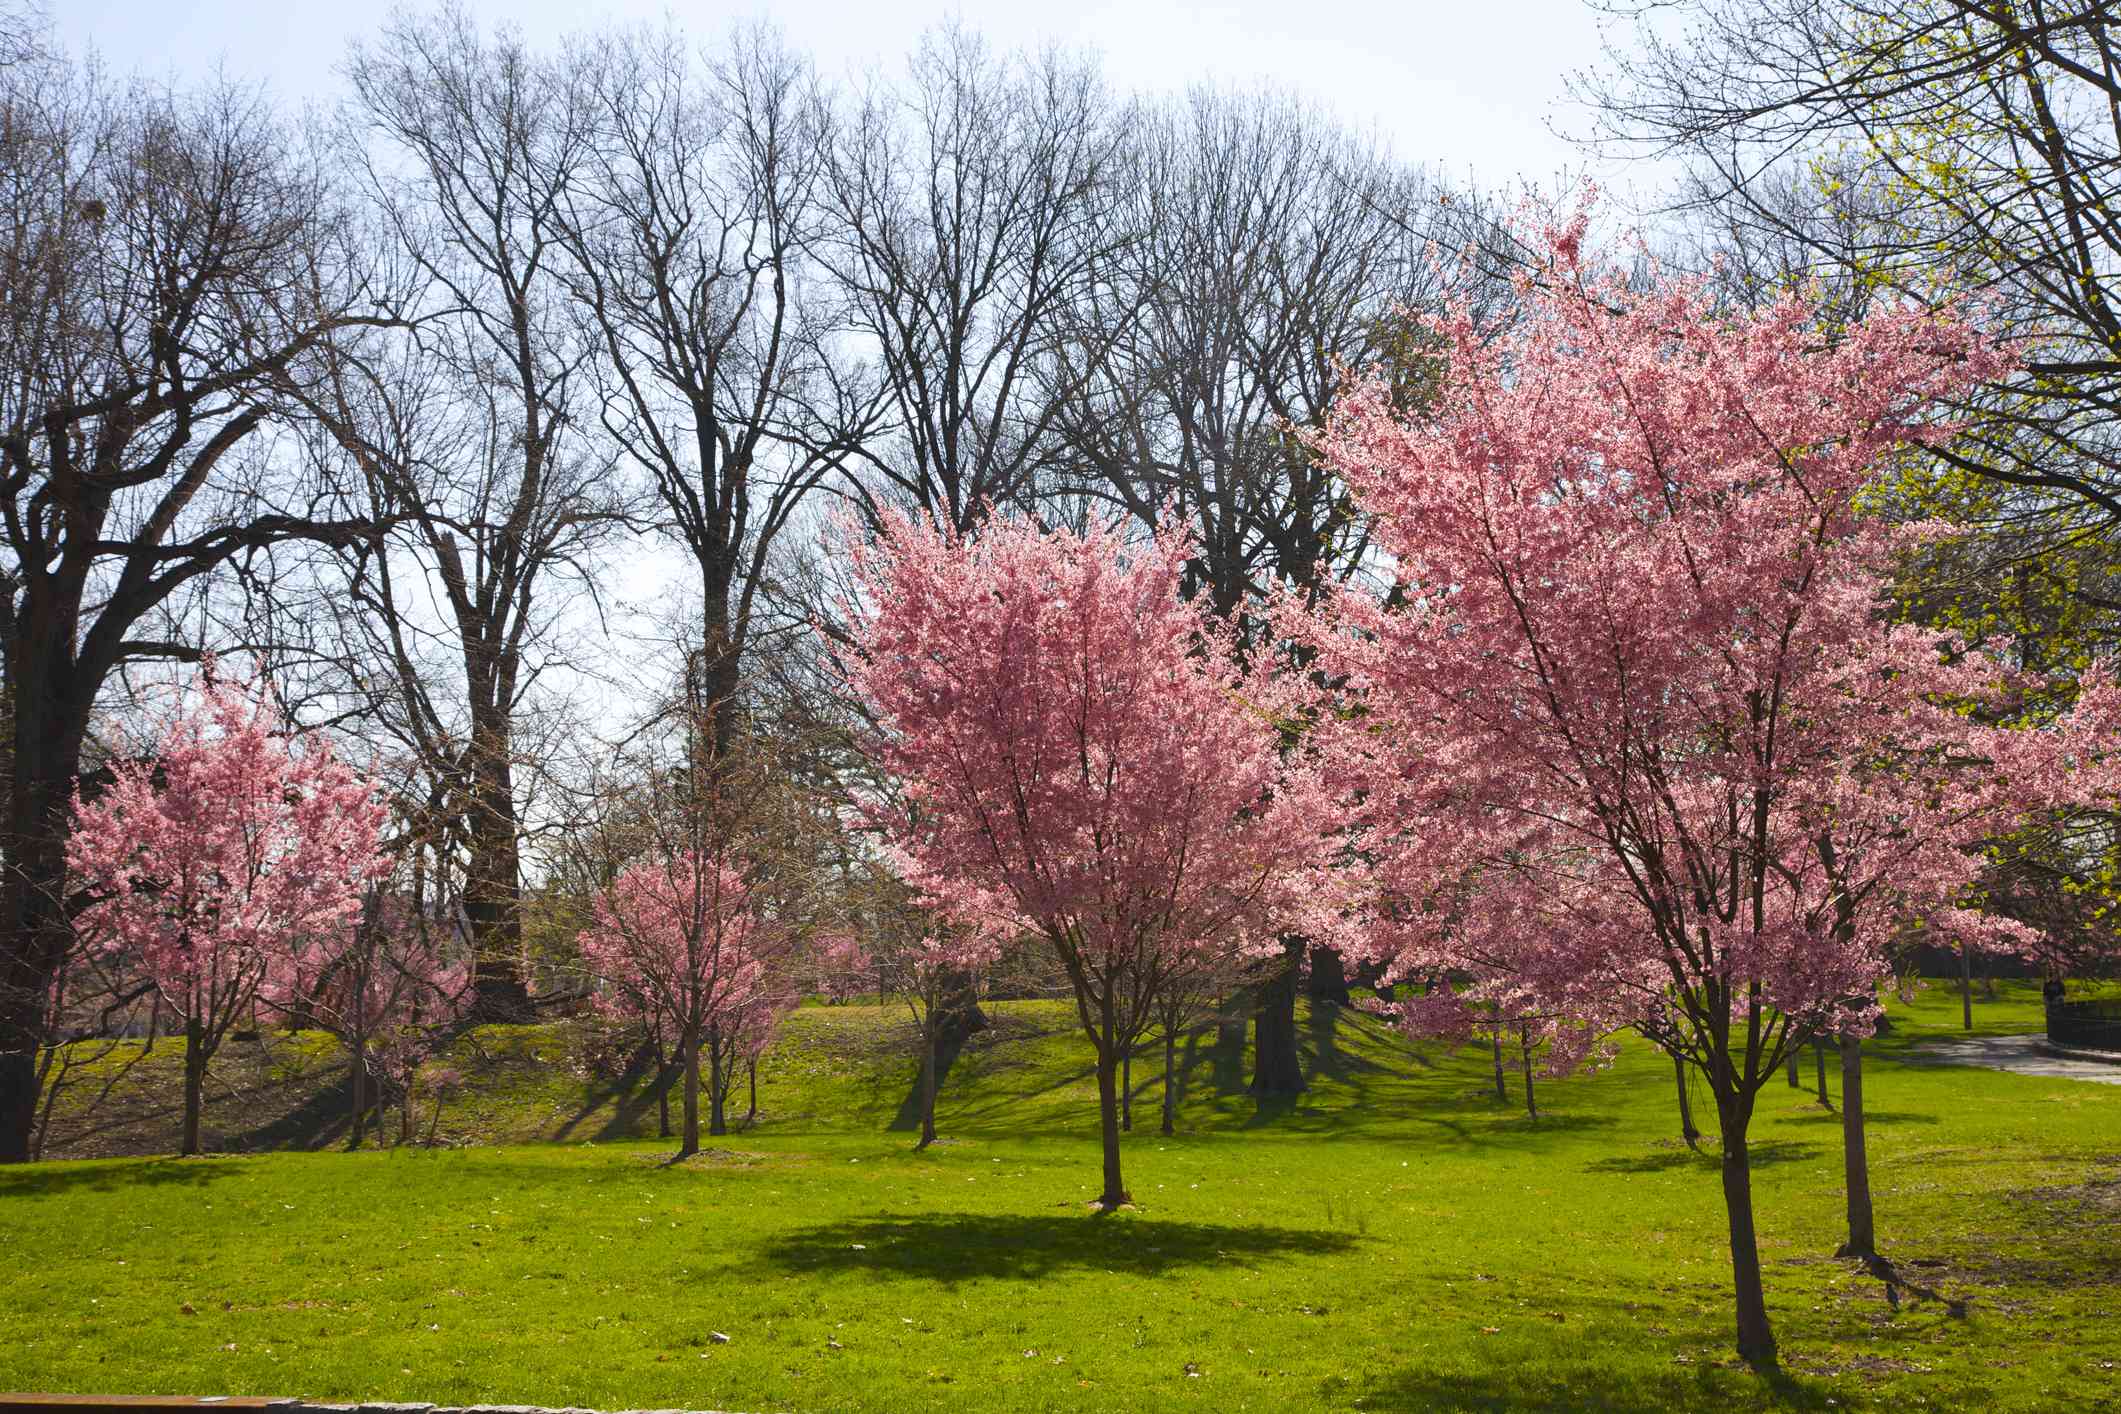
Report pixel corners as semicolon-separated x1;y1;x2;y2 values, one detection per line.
1835;1033;1876;1258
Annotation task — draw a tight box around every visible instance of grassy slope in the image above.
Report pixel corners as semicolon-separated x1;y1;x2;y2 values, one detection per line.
2;983;2117;1413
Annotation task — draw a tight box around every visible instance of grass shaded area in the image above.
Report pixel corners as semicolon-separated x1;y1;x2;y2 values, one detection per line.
2;981;2118;1411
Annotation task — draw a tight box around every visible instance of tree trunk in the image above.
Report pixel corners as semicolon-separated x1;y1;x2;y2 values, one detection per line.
934;968;988;1048
1121;1046;1133;1132
181;1016;206;1157
707;1028;727;1138
656;1056;673;1140
745;1057;757;1127
1835;1033;1876;1259
1717;1106;1777;1368
400;1090;415;1145
1249;936;1305;1097
1306;943;1350;1005
1490;1026;1507;1102
1160;1027;1177;1137
349;1034;368;1150
1676;1055;1702;1149
678;1039;701;1158
1786;1041;1801;1087
917;1020;939;1149
1960;942;1974;1031
462;700;531;1023
1813;1037;1831;1109
1519;1024;1537;1120
1093;1041;1128;1209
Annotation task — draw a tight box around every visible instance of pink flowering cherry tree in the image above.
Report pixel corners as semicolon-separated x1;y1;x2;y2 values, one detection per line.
1307;214;2068;1365
68;670;387;1156
579;850;796;1156
842;509;1334;1210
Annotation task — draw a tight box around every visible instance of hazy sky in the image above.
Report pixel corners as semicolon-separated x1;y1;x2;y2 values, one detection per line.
56;0;1642;195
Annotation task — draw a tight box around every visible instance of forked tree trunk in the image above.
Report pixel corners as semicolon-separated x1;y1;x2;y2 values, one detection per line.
1835;1033;1876;1258
1519;1024;1537;1120
181;1017;207;1157
1716;1097;1777;1368
1160;1027;1177;1137
1813;1038;1831;1109
1676;1056;1702;1149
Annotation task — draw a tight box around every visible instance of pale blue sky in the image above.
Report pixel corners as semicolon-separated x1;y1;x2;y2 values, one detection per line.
57;0;1638;194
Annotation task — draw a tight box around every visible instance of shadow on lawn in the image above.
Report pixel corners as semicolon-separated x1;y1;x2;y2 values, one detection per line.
1351;1357;1840;1412
0;1155;245;1198
1584;1139;1820;1175
757;1210;1357;1283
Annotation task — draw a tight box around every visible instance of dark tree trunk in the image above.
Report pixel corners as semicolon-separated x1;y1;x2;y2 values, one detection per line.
349;1035;368;1150
1786;1039;1801;1087
1306;944;1350;1005
1813;1037;1831;1109
655;1052;673;1140
1676;1055;1702;1149
1093;1041;1128;1209
678;1038;701;1158
1490;1026;1507;1102
0;676;89;1165
1121;1046;1132;1132
745;1057;757;1127
1835;1033;1876;1259
400;1089;415;1146
916;1019;939;1149
181;1016;207;1157
1960;942;1974;1030
1249;936;1305;1097
707;1027;727;1138
1717;1104;1777;1368
934;969;987;1047
1519;1024;1537;1120
1160;1027;1177;1137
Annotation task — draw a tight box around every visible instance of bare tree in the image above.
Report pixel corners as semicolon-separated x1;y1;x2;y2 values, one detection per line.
556;24;877;767
338;7;620;1020
824;26;1132;533
0;49;393;1161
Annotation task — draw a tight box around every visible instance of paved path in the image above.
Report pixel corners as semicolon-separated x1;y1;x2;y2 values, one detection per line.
1912;1033;2121;1085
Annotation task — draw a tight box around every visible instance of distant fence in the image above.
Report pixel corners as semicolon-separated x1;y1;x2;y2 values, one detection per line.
2048;997;2121;1052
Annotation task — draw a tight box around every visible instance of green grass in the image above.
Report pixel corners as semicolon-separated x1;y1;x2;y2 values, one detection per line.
3;981;2118;1412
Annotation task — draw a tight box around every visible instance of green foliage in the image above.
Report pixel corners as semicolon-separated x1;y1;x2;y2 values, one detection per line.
5;991;2119;1410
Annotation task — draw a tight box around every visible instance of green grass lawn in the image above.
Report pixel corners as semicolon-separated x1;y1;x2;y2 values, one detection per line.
3;981;2118;1412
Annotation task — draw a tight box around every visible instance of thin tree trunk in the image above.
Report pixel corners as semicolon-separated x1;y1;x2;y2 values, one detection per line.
181;1017;206;1157
1490;1026;1507;1102
1093;1041;1128;1209
1813;1037;1831;1109
707;1028;727;1138
1160;1026;1177;1137
349;1034;368;1150
679;1039;701;1158
1717;1106;1777;1368
1960;942;1974;1030
1676;1055;1702;1150
1786;1037;1802;1086
917;1018;939;1149
656;1053;672;1140
400;1089;415;1146
1121;1046;1133;1132
1519;1024;1537;1120
745;1058;757;1127
1835;1033;1876;1258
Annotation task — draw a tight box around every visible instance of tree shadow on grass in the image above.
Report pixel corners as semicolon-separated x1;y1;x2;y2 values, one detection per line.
0;1155;246;1198
1585;1140;1821;1175
1776;1108;1939;1126
756;1211;1357;1285
1350;1357;1840;1413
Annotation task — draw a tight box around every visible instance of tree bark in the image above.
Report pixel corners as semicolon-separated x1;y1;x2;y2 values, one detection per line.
678;1038;701;1158
745;1058;757;1128
917;1020;939;1149
1813;1037;1831;1109
1306;943;1350;1005
1835;1033;1876;1259
1676;1055;1702;1149
181;1016;206;1158
1249;936;1305;1097
349;1034;368;1150
1490;1026;1508;1102
1160;1027;1177;1137
1960;942;1974;1030
707;1027;727;1138
1519;1024;1537;1120
1717;1107;1777;1368
1786;1041;1801;1087
1093;1041;1129;1209
462;701;531;1022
